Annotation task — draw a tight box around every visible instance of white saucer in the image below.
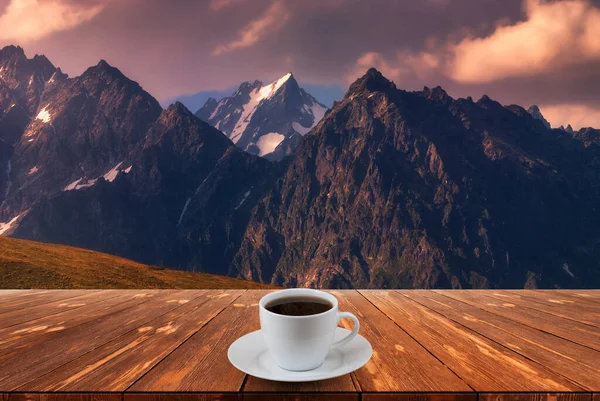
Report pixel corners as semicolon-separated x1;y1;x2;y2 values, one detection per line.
227;327;373;382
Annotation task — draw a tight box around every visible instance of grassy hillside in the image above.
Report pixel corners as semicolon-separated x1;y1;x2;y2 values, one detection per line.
0;236;276;289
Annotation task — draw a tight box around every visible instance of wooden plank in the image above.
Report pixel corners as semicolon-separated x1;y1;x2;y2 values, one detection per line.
533;291;600;306
478;394;591;401
128;290;278;393
340;290;469;393
0;290;41;296
125;395;241;401
402;290;600;391
361;290;584;392
0;290;123;329
5;394;121;401
0;290;204;391
243;395;358;401
362;394;476;401
0;290;159;354
495;291;600;327
0;290;97;315
437;291;600;351
19;290;245;391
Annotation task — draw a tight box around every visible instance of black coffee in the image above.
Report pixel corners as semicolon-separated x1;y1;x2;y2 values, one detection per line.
266;297;333;316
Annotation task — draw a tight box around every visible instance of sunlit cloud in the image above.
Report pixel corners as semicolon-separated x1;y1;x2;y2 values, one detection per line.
0;0;107;42
346;50;440;86
213;1;289;55
209;0;248;11
540;104;600;131
449;0;600;83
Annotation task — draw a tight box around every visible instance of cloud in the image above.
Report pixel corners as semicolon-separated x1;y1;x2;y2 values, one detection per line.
346;50;440;87
540;104;600;131
213;0;289;55
0;0;107;42
209;0;247;11
449;0;600;83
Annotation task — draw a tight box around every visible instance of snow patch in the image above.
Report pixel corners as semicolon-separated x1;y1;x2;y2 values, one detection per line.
177;198;191;226
28;166;39;175
63;178;97;191
562;263;575;278
35;106;51;123
209;102;223;120
292;122;311;135
293;102;328;135
103;162;123;182
124;166;132;173
0;212;25;236
234;190;251;210
256;132;285;156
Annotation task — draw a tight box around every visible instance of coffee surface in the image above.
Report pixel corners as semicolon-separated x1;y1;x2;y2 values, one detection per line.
266;298;332;316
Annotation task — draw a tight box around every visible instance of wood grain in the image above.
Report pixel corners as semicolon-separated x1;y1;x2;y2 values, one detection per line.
0;290;201;391
361;290;583;392
243;394;358;401
362;394;476;401
125;393;241;400
0;290;597;398
334;290;470;393
0;290;104;320
18;290;245;391
532;290;600;306
128;291;272;392
437;291;600;351
0;290;158;354
402;291;600;391
478;394;592;401
495;291;600;327
5;394;121;401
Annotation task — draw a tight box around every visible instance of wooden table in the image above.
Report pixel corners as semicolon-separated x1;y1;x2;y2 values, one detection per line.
0;290;599;401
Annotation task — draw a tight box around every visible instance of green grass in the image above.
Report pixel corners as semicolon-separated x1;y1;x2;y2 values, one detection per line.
0;236;277;289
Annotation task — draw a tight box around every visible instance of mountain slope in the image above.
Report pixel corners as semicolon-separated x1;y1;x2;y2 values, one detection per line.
11;103;280;276
0;236;275;289
0;46;162;223
196;73;327;160
230;69;600;289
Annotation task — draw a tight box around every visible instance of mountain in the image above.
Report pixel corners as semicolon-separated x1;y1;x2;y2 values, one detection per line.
527;105;551;129
2;47;599;289
229;69;600;289
11;102;280;275
560;124;575;134
0;236;275;289
195;73;328;160
0;46;162;225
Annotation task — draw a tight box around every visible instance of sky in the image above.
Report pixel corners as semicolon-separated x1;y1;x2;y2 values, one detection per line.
1;0;600;129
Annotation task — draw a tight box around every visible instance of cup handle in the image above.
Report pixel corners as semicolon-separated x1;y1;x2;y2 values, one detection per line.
332;311;360;348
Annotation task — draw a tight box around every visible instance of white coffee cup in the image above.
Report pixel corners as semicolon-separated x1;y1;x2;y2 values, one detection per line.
259;288;360;371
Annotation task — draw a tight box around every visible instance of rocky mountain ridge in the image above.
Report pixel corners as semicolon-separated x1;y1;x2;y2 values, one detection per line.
1;47;598;289
196;72;328;160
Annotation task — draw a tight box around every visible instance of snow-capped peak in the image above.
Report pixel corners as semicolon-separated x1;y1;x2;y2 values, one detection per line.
261;72;292;100
196;72;328;160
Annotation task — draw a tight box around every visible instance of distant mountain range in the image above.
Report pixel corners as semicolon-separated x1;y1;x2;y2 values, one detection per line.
1;45;599;289
196;73;328;160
